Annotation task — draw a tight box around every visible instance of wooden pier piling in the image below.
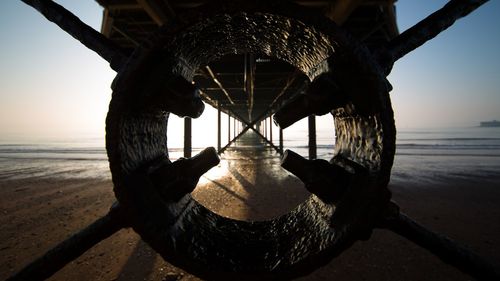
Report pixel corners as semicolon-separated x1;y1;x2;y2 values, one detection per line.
217;103;221;152
184;117;192;158
308;115;317;160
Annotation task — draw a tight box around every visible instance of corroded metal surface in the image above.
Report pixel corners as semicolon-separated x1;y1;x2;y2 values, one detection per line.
168;12;333;81
105;7;395;279
281;150;352;205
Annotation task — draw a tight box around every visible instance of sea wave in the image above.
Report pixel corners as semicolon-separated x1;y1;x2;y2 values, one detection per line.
396;144;500;150
0;148;105;154
1;128;499;181
399;137;500;141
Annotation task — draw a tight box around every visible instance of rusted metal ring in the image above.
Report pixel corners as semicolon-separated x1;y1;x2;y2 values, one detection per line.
106;10;395;280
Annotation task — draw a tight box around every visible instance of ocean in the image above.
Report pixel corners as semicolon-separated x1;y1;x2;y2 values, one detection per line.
391;127;500;186
1;127;500;185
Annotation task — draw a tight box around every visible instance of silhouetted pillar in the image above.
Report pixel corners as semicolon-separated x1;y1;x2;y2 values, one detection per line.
264;118;267;138
184;117;192;158
269;117;273;143
229;116;231;142
308;115;317;160
279;128;283;155
217;103;221;151
233;117;236;138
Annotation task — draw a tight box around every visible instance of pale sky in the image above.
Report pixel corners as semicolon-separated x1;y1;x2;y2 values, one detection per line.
389;1;500;129
0;0;499;142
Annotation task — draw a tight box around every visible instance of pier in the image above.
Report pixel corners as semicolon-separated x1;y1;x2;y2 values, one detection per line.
8;1;499;281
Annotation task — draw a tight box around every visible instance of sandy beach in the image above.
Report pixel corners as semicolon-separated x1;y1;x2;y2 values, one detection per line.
1;153;499;280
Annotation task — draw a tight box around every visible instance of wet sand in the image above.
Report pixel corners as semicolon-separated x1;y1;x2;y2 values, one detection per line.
1;133;500;280
191;131;310;221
